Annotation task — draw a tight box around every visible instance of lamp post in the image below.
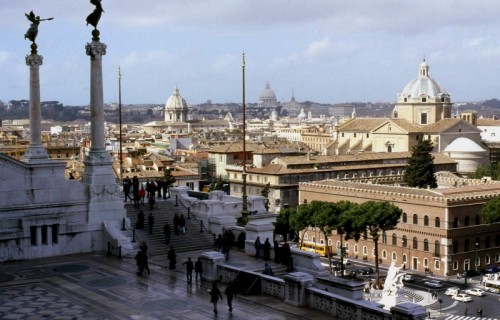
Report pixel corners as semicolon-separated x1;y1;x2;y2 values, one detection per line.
475;240;479;272
118;66;123;182
239;51;249;225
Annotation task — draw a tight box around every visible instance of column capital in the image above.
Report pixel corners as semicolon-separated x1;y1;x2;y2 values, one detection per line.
25;54;43;68
86;40;107;58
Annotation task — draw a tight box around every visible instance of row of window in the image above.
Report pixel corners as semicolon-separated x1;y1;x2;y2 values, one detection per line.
30;224;59;245
401;213;481;228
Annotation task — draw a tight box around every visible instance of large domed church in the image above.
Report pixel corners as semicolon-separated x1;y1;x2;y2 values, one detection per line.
330;60;487;175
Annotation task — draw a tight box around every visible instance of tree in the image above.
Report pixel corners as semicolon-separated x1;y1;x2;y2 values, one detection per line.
471;162;500;180
275;208;296;242
209;176;224;191
163;167;176;197
289;202;317;249
481;197;500;224
403;139;437;189
353;201;402;286
261;182;271;211
312;201;341;274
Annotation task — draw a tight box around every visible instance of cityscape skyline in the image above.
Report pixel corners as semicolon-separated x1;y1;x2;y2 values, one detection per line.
2;1;500;106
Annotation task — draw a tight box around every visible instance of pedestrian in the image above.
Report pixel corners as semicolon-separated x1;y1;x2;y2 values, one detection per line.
168;246;176;270
477;308;483;317
216;234;223;252
163;223;171;244
148;194;156;210
156;179;162;198
179;214;186;234
135;250;144;275
282;243;292;272
262;263;274;276
183;257;194;283
209;283;223;314
254;236;262;259
123;178;133;202
173;213;180;235
136;210;145;229
139;186;146;204
224;281;237;312
148;212;155;234
140;241;148;254
132;176;140;208
263;238;271;261
274;240;281;263
195;257;203;281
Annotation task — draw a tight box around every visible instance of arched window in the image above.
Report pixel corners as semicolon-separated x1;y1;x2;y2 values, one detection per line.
435;217;440;228
363;246;367;255
464;239;470;252
435;241;440;255
354;244;358;253
464;216;470;227
402;212;407;223
453;217;459;228
392;233;397;246
402;235;407;248
392;252;397;261
424;215;429;226
423;239;429;251
453;261;459;270
382;250;387;259
434;260;440;270
382;232;387;244
413;237;418;249
453;240;459;253
475;215;480;225
496;234;500;247
423;258;428;268
413;214;418;225
402;254;407;263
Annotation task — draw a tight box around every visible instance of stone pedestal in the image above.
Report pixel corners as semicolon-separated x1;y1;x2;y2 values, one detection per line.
390;302;427;320
284;272;314;306
290;247;329;280
316;276;365;300
209;215;237;236
199;251;225;281
244;220;275;256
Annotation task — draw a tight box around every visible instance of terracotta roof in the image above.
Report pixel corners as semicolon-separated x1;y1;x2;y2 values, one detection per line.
385;119;423;133
208;142;259;153
477;118;500;126
422;118;463;133
337;118;387;132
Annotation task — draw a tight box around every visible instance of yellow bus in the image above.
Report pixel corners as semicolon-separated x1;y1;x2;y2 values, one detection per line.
299;241;327;256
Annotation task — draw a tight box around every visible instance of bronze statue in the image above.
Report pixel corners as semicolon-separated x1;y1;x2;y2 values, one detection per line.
24;10;54;44
86;0;104;30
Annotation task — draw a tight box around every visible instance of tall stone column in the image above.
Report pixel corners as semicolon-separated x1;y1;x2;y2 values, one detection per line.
24;53;49;162
82;37;124;223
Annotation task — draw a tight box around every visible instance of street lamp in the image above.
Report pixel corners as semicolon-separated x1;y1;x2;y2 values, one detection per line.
475;240;479;271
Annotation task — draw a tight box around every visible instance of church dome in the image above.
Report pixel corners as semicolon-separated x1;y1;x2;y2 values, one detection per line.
398;60;450;101
165;86;188;111
444;137;486;153
258;82;277;107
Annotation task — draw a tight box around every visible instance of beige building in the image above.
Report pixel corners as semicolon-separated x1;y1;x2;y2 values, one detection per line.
299;175;500;277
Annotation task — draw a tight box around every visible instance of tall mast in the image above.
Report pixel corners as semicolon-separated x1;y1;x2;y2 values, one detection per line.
240;51;249;225
118;66;123;182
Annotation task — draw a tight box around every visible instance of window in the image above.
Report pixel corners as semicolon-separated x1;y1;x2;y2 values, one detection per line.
464;239;470;252
421;113;428;124
435;217;440;228
304;234;309;240
424;215;429;226
402;235;407;248
392;252;397;261
402;254;407;263
30;226;37;246
52;224;58;244
423;258;428;268
312;236;316;243
422;97;427;103
382;250;387;259
464;216;470;227
453;261;459;270
328;239;332;246
354;244;358;253
434;260;440;270
413;237;418;249
496;254;500;263
382;232;387;244
475;215;480;225
453;240;458;254
392;233;397;246
423;239;429;251
363;246;367;255
435;241;440;255
402;212;407;223
485;255;491;265
41;225;48;245
453;217;459;228
413;214;418;225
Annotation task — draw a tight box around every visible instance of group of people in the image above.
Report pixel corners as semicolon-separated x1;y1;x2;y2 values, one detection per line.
215;229;235;260
123;177;171;208
254;237;292;272
209;281;237;314
135;210;156;234
173;213;187;235
134;241;151;276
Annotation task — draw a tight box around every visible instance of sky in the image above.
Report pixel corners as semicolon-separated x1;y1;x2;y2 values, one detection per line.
2;1;500;106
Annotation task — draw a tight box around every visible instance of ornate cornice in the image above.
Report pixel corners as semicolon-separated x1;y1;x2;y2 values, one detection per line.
85;40;107;58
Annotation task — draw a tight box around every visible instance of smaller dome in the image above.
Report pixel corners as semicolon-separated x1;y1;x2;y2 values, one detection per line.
444;137;486;153
165;86;188;111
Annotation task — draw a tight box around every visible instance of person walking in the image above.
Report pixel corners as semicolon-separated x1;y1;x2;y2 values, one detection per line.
139;186;146;204
195;257;203;281
148;213;155;234
136;210;145;229
163;223;171;244
254;236;262;259
263;238;271;261
168;246;177;271
135;250;144;275
209;283;223;314
173;213;180;235
183;257;194;284
224;281;237;312
179;215;186;234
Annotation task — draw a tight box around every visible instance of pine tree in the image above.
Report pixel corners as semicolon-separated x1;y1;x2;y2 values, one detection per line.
261;182;271;211
403;139;437;189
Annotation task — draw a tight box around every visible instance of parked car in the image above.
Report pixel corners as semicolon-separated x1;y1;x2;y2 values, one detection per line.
484;265;500;274
452;293;472;302
357;267;374;275
445;287;460;296
464;288;485;297
424;280;443;288
402;274;415;283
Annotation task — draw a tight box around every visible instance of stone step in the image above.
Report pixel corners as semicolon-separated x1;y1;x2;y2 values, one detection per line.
124;198;214;255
